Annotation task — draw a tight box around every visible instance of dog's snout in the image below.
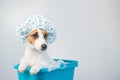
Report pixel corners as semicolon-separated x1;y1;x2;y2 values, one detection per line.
41;44;47;51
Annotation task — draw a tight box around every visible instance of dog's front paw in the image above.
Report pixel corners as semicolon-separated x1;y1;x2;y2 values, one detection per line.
30;65;41;75
18;64;26;72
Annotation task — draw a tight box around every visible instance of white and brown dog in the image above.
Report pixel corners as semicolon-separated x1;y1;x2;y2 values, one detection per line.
18;29;57;74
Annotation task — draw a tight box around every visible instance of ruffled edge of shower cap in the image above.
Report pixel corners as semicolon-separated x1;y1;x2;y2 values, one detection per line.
16;15;56;44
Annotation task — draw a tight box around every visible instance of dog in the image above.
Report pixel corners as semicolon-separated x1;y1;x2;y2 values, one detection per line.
18;28;57;74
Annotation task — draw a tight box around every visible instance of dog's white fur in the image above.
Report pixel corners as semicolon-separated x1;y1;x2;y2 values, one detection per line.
18;29;56;74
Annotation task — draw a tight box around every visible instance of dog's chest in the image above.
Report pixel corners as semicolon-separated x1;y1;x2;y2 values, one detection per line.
26;52;38;66
25;52;49;66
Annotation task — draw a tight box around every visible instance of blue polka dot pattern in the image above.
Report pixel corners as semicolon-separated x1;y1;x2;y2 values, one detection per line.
16;15;56;44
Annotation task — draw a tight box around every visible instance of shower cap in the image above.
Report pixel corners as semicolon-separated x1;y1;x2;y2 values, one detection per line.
16;15;56;44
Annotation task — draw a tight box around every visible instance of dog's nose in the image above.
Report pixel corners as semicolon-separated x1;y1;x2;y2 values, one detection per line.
41;44;47;51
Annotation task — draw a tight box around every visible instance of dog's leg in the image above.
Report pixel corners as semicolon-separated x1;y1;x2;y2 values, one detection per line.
18;58;27;72
30;64;42;74
18;63;27;72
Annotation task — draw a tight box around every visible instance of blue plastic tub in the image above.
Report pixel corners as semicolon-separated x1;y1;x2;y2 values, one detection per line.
14;59;78;80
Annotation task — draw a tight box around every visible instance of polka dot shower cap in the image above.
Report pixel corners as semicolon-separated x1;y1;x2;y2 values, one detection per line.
16;15;56;44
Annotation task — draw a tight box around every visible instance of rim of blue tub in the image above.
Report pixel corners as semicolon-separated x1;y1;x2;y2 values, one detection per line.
14;59;78;72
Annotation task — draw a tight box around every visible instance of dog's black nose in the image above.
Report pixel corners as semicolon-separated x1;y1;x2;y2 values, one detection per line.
41;44;47;51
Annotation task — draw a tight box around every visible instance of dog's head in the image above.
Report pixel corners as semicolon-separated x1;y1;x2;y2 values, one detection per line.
27;29;48;51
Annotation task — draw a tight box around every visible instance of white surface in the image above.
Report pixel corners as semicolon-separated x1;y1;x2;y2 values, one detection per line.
0;0;120;80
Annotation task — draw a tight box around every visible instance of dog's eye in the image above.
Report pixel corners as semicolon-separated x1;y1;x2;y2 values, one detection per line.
44;33;48;39
32;32;39;39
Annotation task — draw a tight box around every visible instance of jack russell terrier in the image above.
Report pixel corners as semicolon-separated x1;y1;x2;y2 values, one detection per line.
17;15;61;74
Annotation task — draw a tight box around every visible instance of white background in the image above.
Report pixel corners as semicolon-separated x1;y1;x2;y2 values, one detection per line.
0;0;120;80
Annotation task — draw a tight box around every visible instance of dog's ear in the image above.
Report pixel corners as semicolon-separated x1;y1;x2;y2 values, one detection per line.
41;29;48;40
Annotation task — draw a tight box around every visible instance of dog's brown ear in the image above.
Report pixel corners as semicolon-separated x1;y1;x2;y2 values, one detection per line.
41;29;48;40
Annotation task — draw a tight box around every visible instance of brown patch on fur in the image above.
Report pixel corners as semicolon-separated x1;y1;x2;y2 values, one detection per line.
27;29;38;44
27;29;48;44
41;29;46;35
